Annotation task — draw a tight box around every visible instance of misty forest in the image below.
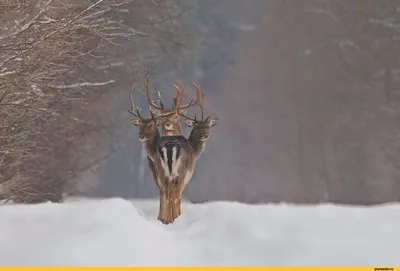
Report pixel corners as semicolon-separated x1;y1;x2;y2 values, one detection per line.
1;0;400;206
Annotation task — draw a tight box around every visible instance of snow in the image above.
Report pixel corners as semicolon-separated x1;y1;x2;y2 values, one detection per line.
0;197;399;266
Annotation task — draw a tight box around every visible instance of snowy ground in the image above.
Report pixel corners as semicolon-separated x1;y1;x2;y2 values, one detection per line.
0;197;398;266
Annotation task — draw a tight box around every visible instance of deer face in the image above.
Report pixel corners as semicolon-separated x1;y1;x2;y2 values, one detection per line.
150;109;188;134
144;75;201;136
162;114;179;132
183;118;219;141
131;118;162;141
150;109;178;133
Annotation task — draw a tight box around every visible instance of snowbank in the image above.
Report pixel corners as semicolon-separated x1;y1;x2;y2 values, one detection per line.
0;197;398;266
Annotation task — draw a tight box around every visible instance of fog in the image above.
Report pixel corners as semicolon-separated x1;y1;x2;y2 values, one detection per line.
94;1;400;205
2;0;399;205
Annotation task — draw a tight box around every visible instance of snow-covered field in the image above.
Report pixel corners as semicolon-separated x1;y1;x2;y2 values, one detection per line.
0;197;398;266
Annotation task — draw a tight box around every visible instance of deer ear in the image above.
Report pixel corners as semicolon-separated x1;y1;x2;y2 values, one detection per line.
131;119;142;126
208;118;219;128
184;119;194;127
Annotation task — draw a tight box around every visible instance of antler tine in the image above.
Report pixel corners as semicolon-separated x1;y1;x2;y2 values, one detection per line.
175;81;208;122
174;82;196;122
144;75;163;110
178;98;195;110
192;82;205;120
173;80;194;109
178;108;197;122
128;82;136;113
157;90;165;108
128;83;143;119
172;81;184;109
176;81;204;118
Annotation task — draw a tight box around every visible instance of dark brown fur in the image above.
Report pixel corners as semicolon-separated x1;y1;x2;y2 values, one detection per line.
184;117;219;159
141;77;203;223
132;118;193;224
131;118;174;223
153;135;195;223
131;78;218;224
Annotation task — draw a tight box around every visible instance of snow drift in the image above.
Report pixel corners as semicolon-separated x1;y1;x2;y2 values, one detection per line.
0;197;398;266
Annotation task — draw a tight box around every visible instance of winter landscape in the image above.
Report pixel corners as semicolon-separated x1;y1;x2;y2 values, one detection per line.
0;197;399;266
1;0;400;266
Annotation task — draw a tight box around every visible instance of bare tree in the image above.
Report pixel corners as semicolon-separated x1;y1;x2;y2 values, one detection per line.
0;0;195;203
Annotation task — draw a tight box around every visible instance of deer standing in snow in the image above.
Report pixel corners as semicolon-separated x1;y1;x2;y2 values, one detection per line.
128;81;176;223
169;83;218;217
130;78;218;224
140;76;201;223
154;82;218;222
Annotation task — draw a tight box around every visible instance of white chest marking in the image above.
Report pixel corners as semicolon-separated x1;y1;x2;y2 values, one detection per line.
171;146;182;178
160;147;169;175
159;146;182;179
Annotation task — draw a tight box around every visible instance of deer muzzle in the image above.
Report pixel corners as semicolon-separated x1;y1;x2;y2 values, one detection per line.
164;121;174;130
138;134;147;141
200;134;209;141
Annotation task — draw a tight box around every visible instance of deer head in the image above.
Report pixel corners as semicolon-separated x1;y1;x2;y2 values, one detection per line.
128;80;176;160
129;83;160;141
144;75;201;136
178;82;219;158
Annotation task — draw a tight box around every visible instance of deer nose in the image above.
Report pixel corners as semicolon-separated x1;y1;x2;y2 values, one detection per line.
201;134;209;140
164;121;173;130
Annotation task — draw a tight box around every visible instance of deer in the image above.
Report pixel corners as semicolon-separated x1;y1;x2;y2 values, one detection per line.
141;76;202;220
153;82;219;222
143;75;199;137
130;78;218;224
128;81;177;223
142;75;200;185
178;82;219;160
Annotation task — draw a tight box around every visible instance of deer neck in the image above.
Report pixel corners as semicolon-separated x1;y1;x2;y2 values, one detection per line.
161;125;181;137
188;131;207;159
141;131;161;161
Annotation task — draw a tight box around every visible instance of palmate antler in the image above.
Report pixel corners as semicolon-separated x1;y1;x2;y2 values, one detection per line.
128;83;144;120
129;77;178;121
144;75;164;112
172;81;198;110
176;82;210;122
144;75;202;114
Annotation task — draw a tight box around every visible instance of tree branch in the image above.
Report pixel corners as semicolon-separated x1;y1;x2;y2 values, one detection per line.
44;80;115;89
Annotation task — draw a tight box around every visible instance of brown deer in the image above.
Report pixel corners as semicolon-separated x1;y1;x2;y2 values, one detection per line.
128;81;177;223
178;82;219;159
130;78;218;224
153;82;219;222
142;75;199;192
142;76;202;222
143;75;199;136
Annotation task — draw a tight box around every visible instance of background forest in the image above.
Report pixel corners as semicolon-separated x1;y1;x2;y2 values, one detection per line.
1;0;399;205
